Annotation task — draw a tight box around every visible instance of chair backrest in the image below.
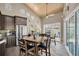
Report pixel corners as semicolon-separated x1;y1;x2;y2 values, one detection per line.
18;39;26;49
19;39;25;44
40;35;51;48
46;35;51;48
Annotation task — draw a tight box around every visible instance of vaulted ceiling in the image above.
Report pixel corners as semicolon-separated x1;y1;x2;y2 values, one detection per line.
25;3;64;18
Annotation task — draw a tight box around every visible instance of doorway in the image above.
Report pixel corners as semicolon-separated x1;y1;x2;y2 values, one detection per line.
43;23;61;42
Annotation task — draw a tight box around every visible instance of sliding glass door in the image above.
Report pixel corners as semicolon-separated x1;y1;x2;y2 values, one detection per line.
69;16;75;55
76;9;79;56
66;15;75;55
66;9;79;56
66;20;70;47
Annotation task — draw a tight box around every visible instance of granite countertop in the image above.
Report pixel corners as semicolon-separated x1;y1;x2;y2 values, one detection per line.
0;39;6;44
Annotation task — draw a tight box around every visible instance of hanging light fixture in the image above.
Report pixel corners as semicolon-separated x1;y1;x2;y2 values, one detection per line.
46;3;48;18
46;3;54;18
46;3;56;18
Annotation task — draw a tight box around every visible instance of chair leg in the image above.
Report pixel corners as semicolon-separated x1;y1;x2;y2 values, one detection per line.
24;51;27;56
35;43;38;56
54;40;56;45
46;48;47;56
25;50;28;56
49;48;51;56
19;50;21;56
49;46;51;56
41;49;42;55
34;48;36;56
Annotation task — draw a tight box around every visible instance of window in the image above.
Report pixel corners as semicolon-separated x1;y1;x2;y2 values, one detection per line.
76;9;79;56
43;23;61;41
66;15;75;55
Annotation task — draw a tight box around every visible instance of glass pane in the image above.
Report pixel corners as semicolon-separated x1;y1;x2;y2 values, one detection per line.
76;10;79;56
69;16;75;55
66;15;75;55
66;20;70;47
43;23;61;41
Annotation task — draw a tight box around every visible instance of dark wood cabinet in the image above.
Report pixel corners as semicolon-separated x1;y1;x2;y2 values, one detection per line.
4;15;15;30
0;15;16;48
0;15;2;29
0;15;5;30
6;35;16;48
0;15;15;30
0;15;27;48
0;42;6;56
14;16;27;25
0;15;27;30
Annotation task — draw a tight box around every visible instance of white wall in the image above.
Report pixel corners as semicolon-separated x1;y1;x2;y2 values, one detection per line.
0;3;41;33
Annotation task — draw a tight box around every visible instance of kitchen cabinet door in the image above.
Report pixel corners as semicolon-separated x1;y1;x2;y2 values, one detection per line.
0;15;5;30
15;16;27;25
4;15;15;30
0;15;1;29
6;35;16;48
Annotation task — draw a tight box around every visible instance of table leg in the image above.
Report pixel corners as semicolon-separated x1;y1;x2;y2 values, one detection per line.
49;46;50;56
35;43;38;56
25;41;28;56
46;48;47;56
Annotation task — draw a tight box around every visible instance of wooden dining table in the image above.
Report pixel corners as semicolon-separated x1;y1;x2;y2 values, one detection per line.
23;35;47;56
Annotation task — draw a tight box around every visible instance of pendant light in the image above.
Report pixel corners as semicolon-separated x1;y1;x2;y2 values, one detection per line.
46;3;48;19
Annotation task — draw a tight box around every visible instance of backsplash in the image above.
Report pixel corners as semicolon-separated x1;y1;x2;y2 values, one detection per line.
0;30;15;38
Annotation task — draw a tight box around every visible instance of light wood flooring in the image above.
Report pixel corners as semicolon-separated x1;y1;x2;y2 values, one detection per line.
5;41;69;56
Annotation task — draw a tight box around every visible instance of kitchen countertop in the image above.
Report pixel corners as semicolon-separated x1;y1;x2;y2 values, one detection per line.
0;39;6;44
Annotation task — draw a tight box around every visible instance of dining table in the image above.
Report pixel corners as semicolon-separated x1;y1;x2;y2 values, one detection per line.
23;35;47;56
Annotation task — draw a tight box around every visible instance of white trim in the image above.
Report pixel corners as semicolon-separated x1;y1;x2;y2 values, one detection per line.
63;21;66;45
64;4;79;21
65;46;72;56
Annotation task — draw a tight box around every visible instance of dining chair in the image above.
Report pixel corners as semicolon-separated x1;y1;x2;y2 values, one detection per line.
51;34;56;45
38;34;51;56
18;39;35;56
18;39;26;56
